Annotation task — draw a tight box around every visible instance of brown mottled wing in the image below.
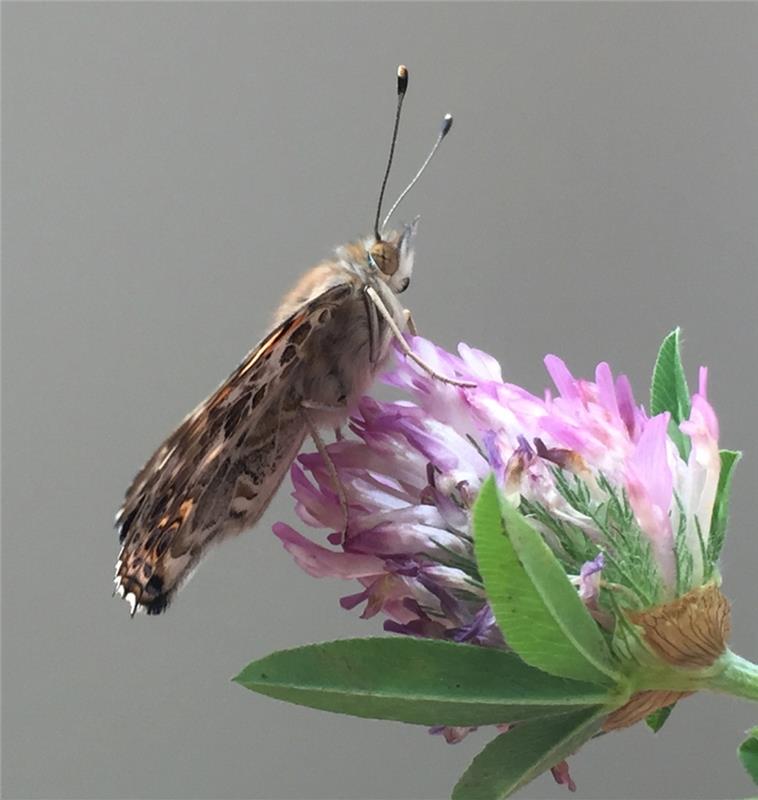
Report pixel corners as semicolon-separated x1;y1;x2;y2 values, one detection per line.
114;282;354;615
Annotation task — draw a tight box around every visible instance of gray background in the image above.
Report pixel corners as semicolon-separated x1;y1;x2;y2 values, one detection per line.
3;3;758;799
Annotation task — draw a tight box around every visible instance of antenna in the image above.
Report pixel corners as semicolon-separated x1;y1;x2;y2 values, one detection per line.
373;65;409;242
381;113;453;234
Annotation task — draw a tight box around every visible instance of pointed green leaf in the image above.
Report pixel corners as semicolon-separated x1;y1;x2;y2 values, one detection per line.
234;637;615;726
708;449;741;563
645;702;675;732
650;328;691;459
739;727;758;785
473;476;618;686
452;706;607;800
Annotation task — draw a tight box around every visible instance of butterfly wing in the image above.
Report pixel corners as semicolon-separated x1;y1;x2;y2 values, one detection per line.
114;282;355;615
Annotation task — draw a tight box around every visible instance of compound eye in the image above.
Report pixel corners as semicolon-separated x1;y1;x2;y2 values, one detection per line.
369;240;399;276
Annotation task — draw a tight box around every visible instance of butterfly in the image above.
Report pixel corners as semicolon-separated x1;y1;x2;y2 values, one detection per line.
113;65;474;616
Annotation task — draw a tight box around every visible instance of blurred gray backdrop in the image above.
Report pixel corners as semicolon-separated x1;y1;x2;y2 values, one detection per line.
3;3;758;799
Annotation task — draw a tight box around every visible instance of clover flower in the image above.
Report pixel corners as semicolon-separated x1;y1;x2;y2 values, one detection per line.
276;335;726;647
236;332;755;800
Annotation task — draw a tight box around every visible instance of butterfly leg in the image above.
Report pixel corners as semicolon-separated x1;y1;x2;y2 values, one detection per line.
301;405;350;544
365;286;476;388
362;284;381;365
403;309;419;336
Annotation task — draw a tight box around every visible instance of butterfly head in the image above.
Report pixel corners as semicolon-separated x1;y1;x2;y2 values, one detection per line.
368;218;418;294
365;66;450;297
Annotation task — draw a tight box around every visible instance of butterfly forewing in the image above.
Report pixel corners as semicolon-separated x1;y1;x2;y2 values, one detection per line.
114;279;372;614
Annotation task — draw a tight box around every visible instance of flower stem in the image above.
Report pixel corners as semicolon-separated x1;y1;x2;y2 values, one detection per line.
707;651;758;702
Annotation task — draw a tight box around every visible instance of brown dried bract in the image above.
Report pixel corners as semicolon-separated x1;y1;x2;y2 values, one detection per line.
603;689;693;731
629;583;731;669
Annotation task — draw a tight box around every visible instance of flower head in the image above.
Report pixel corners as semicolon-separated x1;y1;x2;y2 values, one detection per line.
277;336;724;636
233;333;749;799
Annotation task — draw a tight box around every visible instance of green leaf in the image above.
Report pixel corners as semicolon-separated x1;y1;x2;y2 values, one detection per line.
708;449;741;563
645;702;675;733
452;706;607;800
473;476;619;686
739;727;758;785
233;637;615;726
650;328;691;459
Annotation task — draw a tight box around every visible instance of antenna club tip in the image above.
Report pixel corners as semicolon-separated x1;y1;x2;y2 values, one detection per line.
441;113;453;136
397;65;409;94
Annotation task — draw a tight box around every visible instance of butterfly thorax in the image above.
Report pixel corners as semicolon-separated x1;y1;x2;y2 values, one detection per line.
279;232;414;422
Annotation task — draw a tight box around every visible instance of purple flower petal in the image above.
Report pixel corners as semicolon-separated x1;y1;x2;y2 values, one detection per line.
551;760;577;792
482;430;505;476
545;355;581;402
595;362;620;420
578;552;605;605
457;343;503;382
615;373;641;439
626;414;676;587
273;523;384;579
428;725;478;744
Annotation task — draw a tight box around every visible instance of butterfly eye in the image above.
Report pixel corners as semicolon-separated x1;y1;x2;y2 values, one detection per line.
369;240;399;276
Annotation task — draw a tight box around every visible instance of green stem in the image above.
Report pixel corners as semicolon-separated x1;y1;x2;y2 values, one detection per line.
707;651;758;702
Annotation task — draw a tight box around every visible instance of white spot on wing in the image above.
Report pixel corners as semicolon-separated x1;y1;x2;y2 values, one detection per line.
158;447;175;471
